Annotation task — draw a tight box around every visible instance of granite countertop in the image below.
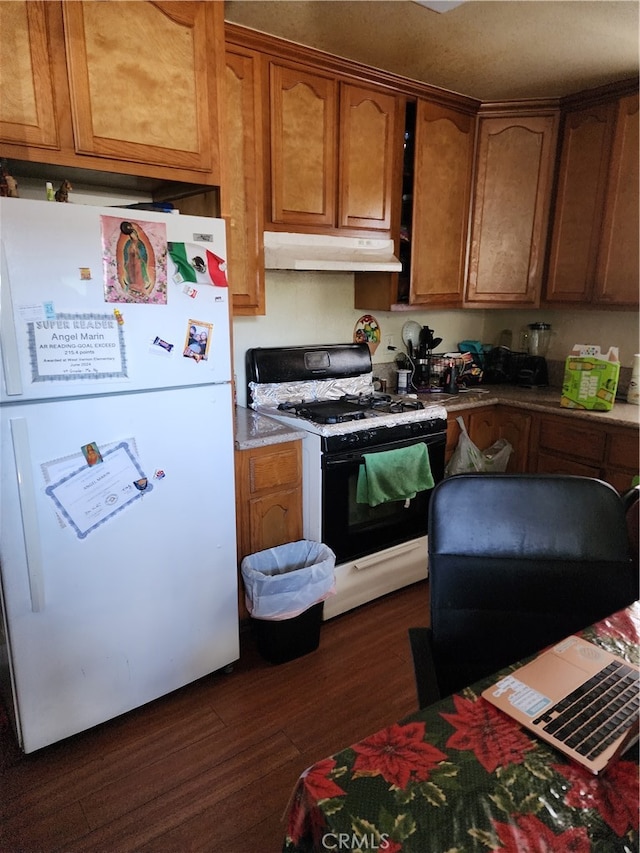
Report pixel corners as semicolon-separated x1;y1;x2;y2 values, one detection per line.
235;389;639;451
418;385;640;428
235;405;307;450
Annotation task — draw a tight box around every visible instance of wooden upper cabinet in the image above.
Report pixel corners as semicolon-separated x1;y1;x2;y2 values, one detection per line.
545;102;616;304
268;63;338;228
0;1;59;149
338;85;399;231
267;61;398;233
63;1;221;175
410;101;474;306
466;113;558;306
223;47;265;315
594;92;639;307
1;1;224;183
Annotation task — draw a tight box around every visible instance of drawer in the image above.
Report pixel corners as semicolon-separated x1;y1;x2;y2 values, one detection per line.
538;417;606;464
535;450;601;478
248;446;300;493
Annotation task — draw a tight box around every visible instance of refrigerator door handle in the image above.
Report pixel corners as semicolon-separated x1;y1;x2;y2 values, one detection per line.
10;418;45;612
0;243;23;396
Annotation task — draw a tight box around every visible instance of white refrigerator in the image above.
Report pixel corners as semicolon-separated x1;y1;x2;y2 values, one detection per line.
0;197;239;753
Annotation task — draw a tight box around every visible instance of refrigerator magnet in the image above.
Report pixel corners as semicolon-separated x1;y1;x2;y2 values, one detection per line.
150;336;174;355
183;319;212;362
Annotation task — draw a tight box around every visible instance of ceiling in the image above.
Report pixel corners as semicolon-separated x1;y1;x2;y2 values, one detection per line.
223;1;639;101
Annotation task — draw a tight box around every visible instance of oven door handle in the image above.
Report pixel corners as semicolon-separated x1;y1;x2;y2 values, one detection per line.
353;538;426;572
323;435;444;469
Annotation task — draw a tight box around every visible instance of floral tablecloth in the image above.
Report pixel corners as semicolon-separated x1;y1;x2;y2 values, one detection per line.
283;603;639;853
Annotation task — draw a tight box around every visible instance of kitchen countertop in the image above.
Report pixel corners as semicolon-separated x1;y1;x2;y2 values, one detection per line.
235;389;639;450
421;385;640;428
234;405;307;450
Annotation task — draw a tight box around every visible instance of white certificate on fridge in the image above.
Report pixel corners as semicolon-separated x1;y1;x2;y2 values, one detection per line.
45;442;152;539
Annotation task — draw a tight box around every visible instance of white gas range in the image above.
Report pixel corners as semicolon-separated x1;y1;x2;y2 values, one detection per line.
246;344;448;618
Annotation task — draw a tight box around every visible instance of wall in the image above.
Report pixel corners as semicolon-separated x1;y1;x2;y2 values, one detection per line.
482;309;639;366
233;272;639;407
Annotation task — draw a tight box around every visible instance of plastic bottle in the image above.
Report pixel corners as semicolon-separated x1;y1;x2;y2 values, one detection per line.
396;369;411;394
45;182;54;202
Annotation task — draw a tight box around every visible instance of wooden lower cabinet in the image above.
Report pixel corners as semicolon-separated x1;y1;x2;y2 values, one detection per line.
446;404;637;487
446;405;530;473
234;440;303;619
530;413;639;490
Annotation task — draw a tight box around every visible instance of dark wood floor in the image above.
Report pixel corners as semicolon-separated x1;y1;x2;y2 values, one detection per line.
1;580;429;853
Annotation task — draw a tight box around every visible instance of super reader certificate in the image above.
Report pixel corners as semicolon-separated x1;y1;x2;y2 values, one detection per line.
45;442;152;539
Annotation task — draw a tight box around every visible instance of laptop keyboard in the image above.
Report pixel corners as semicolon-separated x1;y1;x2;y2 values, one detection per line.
532;661;640;760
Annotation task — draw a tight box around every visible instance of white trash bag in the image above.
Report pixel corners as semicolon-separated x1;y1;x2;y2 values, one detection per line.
241;540;336;620
445;416;513;477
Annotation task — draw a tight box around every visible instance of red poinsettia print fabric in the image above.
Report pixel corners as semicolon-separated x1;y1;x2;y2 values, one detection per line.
283;604;639;853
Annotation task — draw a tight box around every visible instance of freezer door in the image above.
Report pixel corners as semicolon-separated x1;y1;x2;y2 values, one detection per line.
0;197;231;402
0;383;238;752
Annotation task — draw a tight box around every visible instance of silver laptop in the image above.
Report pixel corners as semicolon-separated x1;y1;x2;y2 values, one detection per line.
482;634;639;774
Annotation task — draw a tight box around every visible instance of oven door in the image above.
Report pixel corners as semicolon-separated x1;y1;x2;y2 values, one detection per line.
322;432;446;564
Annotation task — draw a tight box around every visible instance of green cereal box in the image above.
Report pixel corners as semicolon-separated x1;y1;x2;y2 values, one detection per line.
561;345;620;411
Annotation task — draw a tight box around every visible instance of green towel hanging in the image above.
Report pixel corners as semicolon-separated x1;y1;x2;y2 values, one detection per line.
356;443;435;507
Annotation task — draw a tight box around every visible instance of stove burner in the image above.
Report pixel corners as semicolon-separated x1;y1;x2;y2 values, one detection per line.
276;393;425;424
341;392;392;408
339;393;424;414
278;400;367;424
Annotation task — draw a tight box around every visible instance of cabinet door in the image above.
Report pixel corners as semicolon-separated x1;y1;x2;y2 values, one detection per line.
545;102;615;304
594;93;640;307
605;428;639;490
268;63;337;227
467;408;496;452
495;407;532;473
224;48;265;315
466;114;558;306
410;101;474;306
446;407;495;464
338;84;399;231
0;1;59;149
248;490;302;554
62;1;222;176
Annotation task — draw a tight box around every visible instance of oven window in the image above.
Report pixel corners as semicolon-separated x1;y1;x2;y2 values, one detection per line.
322;435;445;564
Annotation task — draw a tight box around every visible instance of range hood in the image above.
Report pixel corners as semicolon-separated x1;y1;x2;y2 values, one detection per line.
263;231;402;272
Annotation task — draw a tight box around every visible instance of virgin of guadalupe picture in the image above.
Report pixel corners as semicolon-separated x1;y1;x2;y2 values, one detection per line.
101;215;168;304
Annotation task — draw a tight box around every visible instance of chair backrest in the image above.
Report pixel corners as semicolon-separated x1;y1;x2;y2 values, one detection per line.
427;474;638;698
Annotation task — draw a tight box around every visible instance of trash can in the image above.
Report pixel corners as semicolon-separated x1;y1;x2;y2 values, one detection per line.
241;540;336;664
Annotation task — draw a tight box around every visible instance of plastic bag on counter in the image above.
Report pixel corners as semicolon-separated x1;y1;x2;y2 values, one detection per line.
445;416;513;477
241;540;336;620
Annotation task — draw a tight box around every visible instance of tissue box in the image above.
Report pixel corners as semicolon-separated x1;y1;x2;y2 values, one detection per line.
561;345;620;411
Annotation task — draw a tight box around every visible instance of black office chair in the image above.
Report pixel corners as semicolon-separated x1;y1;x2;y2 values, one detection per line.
409;474;639;709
